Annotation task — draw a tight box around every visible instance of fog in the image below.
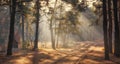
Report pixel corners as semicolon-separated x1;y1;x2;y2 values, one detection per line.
37;0;103;48
0;0;103;49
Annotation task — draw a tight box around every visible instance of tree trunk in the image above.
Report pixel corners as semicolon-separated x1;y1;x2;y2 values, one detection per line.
113;0;120;57
50;27;56;49
6;0;16;56
63;33;67;48
102;0;110;60
33;0;40;50
50;0;58;49
108;0;113;53
119;0;120;41
56;34;59;48
21;15;25;48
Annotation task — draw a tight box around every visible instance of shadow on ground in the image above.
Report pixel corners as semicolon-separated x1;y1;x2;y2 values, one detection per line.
0;41;120;64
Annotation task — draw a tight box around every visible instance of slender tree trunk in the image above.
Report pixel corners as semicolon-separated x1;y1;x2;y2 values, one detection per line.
21;15;25;48
33;0;40;50
50;16;55;49
62;33;67;48
6;0;16;56
113;0;120;57
102;0;110;60
50;27;55;49
50;0;58;49
56;34;59;48
26;20;29;48
108;0;113;53
19;0;25;49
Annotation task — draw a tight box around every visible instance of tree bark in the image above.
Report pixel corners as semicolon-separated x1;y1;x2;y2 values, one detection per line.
6;0;16;56
102;0;110;60
113;0;120;57
33;0;40;50
21;15;25;48
20;2;25;48
108;0;113;53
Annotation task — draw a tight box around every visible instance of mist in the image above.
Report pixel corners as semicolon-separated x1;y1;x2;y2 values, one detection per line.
36;0;103;48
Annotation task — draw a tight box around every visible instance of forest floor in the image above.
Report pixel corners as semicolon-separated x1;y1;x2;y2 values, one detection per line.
0;41;120;64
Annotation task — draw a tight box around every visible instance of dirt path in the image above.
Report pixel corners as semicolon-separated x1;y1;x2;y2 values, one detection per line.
0;41;120;64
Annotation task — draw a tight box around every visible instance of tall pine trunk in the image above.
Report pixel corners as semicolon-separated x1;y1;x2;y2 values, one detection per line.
119;0;120;38
21;15;25;48
108;0;113;53
6;0;16;56
102;0;110;60
113;0;120;57
33;0;40;50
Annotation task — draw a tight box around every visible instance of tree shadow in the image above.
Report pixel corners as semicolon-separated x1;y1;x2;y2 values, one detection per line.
51;50;79;64
0;50;53;64
30;50;52;64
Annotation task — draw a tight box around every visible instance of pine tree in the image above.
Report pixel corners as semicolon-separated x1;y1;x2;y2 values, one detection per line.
33;0;40;50
108;0;113;53
113;0;120;57
6;0;17;56
102;0;110;60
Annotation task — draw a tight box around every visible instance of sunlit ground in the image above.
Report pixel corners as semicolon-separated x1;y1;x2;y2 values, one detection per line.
0;41;120;64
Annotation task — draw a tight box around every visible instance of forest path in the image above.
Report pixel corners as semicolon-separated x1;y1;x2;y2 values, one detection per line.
0;41;120;64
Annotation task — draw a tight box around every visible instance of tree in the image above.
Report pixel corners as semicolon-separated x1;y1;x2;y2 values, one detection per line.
19;0;25;49
21;10;25;49
112;0;120;57
102;0;110;60
50;0;58;49
108;0;113;53
33;0;40;50
6;0;17;56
